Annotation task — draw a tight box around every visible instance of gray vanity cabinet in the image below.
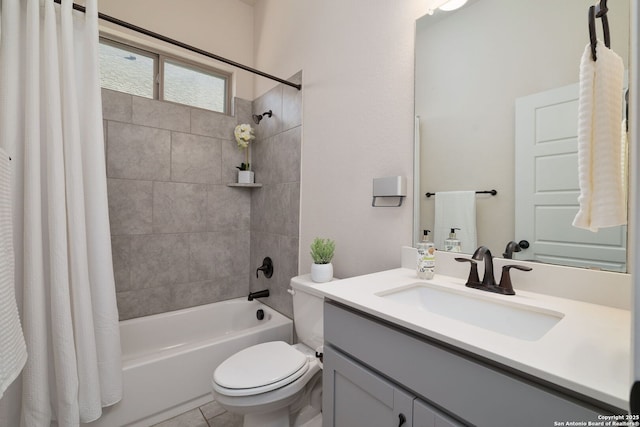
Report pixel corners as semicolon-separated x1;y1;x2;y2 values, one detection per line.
323;301;613;427
323;344;461;427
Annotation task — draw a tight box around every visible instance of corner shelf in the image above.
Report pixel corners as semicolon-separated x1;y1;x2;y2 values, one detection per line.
227;183;263;188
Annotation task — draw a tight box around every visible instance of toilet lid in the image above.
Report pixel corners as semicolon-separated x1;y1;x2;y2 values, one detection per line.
213;341;308;390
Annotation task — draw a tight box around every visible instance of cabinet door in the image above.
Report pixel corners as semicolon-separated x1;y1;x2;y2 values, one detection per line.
323;345;413;427
413;399;465;427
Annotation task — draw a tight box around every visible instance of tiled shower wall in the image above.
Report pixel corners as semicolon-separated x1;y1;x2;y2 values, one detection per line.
103;72;301;320
249;72;302;319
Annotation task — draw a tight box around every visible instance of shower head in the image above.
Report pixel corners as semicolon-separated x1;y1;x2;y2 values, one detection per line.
252;110;273;124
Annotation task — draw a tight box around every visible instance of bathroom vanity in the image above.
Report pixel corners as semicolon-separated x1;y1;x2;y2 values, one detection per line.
318;261;630;427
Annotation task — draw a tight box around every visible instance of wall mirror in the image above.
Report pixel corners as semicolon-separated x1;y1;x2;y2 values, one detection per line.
414;0;630;272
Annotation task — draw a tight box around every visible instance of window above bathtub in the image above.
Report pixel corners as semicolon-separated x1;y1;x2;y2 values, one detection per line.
98;37;230;114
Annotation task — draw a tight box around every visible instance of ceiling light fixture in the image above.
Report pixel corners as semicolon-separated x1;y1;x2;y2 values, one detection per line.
439;0;468;11
426;0;468;15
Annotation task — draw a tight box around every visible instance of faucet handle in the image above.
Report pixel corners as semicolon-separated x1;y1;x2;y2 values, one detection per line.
455;257;481;288
497;264;532;295
256;257;274;278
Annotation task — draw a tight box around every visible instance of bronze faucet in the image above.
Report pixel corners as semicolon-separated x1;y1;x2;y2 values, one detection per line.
502;241;521;259
472;246;496;288
455;246;532;295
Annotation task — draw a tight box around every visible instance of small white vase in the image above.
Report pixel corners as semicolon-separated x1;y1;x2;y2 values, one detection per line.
238;170;255;184
311;263;333;283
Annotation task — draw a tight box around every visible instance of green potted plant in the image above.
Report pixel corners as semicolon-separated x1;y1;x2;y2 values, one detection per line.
234;123;256;183
310;237;335;283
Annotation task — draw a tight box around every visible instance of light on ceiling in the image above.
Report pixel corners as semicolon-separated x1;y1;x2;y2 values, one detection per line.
439;0;468;11
426;0;468;15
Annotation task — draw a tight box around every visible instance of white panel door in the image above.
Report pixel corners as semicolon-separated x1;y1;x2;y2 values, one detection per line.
514;84;626;272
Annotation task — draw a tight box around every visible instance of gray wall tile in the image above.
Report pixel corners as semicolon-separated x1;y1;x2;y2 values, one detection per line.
153;182;208;233
282;71;302;131
102;88;132;123
221;141;247;183
253;127;301;185
188;231;250;282
207;185;250;231
111;235;131;292
105;76;301;320
170;276;247;311
251;183;299;237
250;232;297;319
191;108;236;140
117;285;172;320
132;96;190;132
130;233;190;289
233;98;252;126
107;121;171;181
107;178;153;235
171;133;222;184
249;74;302;320
253;85;283;140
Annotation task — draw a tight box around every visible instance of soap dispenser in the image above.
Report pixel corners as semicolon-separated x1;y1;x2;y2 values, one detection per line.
417;230;435;280
444;228;462;253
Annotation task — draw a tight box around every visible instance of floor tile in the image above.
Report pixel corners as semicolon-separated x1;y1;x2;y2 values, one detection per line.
206;411;243;427
152;408;208;427
199;400;226;420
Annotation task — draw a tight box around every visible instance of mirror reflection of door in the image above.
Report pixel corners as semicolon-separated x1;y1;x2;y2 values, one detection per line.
514;84;627;272
414;0;630;271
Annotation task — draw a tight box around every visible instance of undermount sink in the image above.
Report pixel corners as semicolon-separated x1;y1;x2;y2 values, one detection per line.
376;282;564;341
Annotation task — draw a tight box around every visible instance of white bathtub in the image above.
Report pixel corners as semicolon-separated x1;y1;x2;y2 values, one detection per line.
85;298;293;427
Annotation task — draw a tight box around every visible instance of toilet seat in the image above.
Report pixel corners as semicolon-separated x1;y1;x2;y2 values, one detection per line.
213;341;310;397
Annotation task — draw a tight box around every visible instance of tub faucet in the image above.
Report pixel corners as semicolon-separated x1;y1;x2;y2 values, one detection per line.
256;257;274;278
248;289;270;301
472;246;496;288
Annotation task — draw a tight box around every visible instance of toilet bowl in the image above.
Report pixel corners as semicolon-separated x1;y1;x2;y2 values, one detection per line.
211;275;325;427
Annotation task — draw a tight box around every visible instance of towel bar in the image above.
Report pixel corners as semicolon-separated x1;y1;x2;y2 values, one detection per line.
425;189;497;198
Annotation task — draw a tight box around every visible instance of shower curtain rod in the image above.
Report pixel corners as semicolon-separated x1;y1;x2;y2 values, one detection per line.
54;0;302;91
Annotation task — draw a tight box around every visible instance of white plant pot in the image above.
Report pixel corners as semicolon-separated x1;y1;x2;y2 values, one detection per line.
311;263;333;283
238;170;255;184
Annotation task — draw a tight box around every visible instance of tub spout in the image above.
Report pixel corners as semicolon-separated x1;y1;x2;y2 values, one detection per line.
248;289;270;301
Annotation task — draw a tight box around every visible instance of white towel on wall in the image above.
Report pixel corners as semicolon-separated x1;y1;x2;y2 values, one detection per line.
573;41;626;232
0;148;27;399
433;191;477;253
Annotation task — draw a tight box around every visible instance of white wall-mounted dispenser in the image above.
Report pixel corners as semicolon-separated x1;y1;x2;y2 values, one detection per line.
372;176;407;207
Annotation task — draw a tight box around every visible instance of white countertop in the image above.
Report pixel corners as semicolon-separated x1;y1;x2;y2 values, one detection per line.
314;268;631;411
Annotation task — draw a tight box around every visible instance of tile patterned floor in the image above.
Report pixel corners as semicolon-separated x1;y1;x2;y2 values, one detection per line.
152;400;243;427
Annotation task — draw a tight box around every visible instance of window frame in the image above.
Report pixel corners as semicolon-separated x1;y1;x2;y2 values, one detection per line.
159;55;231;114
99;37;159;99
99;36;231;114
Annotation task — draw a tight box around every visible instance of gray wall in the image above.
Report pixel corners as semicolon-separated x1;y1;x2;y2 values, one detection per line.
104;73;302;320
250;72;302;319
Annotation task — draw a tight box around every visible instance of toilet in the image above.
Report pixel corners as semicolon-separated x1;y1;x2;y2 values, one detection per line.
212;275;324;427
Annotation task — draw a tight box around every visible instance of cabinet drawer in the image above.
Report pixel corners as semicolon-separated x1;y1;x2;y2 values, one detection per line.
324;301;610;427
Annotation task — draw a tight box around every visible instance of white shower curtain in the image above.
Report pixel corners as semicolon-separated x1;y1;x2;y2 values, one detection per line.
0;0;123;426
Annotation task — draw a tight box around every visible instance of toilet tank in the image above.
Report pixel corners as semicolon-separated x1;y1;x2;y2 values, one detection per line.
290;275;326;351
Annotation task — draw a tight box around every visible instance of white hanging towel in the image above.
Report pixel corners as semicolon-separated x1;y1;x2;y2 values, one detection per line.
433;191;477;253
573;41;626;232
0;148;27;399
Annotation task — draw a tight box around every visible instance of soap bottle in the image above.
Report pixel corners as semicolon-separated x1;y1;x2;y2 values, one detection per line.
417;230;435;280
444;228;462;253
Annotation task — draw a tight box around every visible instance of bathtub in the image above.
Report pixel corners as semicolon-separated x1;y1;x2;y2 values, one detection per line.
85;298;293;427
